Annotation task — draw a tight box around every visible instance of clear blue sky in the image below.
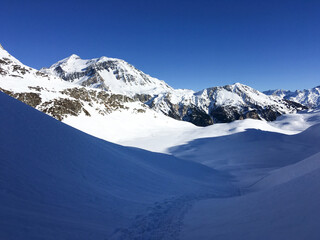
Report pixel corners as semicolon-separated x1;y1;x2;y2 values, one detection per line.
2;0;319;91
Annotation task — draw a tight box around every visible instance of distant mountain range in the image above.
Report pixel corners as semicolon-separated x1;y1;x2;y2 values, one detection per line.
0;43;316;127
264;86;320;109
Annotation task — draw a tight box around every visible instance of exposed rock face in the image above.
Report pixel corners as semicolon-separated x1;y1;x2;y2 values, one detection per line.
210;106;242;123
0;88;41;108
133;94;153;103
39;98;87;121
182;106;213;126
0;86;147;122
284;99;308;110
12;92;42;108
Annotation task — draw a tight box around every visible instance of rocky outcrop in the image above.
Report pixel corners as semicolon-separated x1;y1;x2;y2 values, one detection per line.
0;88;41;108
39;98;90;121
0;86;148;121
182;106;213;126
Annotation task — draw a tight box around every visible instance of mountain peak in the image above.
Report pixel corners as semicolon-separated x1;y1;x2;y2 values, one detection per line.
68;54;81;60
0;44;20;63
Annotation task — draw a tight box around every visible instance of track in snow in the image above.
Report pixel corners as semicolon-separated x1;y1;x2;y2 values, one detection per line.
110;191;239;240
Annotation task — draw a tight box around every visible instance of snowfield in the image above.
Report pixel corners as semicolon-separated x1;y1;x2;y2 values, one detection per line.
64;109;320;154
1;44;320;239
0;92;235;240
181;150;320;240
1;90;320;239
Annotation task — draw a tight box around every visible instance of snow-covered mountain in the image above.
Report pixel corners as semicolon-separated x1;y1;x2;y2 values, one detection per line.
38;49;305;125
40;54;173;96
264;86;320;109
0;45;155;123
146;83;306;126
0;43;61;83
0;44;306;128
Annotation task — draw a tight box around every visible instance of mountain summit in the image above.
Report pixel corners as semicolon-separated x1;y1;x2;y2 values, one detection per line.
41;54;173;96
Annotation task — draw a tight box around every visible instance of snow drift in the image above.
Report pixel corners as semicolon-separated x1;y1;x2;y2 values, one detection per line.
181;151;320;240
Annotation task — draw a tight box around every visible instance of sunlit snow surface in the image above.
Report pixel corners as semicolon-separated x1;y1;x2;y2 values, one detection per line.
64;109;320;153
55;107;320;240
1;90;320;239
2;44;320;239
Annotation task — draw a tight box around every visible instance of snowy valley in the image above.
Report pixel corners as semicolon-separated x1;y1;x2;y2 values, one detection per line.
1;43;320;240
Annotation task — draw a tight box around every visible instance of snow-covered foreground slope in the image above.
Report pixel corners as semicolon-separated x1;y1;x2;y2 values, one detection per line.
165;112;320;239
2;90;320;240
0;92;236;240
181;151;320;240
169;122;320;188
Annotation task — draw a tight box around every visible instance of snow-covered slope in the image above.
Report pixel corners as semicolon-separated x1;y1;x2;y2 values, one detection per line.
170;122;320;189
0;91;236;239
41;54;173;96
0;43;65;87
264;85;320;108
171;117;320;239
181;152;320;240
2;90;320;239
113;110;320;153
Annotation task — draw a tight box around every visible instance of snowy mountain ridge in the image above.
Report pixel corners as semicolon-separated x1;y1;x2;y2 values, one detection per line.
0;44;308;127
146;82;306;126
0;47;157;125
264;86;320;109
40;51;307;125
40;53;173;96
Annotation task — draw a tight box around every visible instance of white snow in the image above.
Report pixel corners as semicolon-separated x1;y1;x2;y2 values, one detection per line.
63;110;320;153
265;86;320;108
1;45;320;240
41;54;173;96
0;92;235;239
2;91;320;239
181;150;320;240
